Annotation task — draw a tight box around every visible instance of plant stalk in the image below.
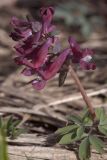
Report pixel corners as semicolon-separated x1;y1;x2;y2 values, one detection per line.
69;65;96;120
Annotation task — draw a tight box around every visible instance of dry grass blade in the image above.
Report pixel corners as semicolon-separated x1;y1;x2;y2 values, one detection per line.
48;88;107;106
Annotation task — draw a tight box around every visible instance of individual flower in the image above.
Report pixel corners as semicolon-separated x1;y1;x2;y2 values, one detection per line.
40;7;54;24
68;36;96;70
14;37;53;69
40;6;55;35
39;48;70;80
32;38;53;69
30;48;70;90
32;78;46;90
10;16;42;41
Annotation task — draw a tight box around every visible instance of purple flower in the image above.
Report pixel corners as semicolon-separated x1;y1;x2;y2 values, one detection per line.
29;48;70;90
68;36;96;70
10;16;29;28
21;68;35;76
14;32;40;56
32;79;46;90
39;48;70;80
40;7;54;25
10;28;32;41
14;38;53;70
10;7;96;90
10;16;42;41
40;7;55;35
32;38;53;68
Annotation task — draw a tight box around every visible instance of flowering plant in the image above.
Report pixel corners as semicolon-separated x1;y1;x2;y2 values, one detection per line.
10;6;95;90
10;6;107;160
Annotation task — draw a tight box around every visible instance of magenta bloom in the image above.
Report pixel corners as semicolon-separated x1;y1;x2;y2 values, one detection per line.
39;48;70;80
40;6;55;35
32;79;46;90
40;7;54;24
10;7;96;90
68;36;96;70
31;48;70;90
10;17;41;41
33;38;53;69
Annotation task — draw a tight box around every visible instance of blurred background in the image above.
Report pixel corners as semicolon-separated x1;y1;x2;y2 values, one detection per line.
0;0;107;159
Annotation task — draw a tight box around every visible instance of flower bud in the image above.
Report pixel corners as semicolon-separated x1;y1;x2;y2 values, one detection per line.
40;7;54;24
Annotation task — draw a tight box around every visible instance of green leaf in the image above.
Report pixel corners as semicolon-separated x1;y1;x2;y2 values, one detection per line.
83;117;93;126
6;116;13;135
81;108;89;121
68;115;82;125
80;108;92;126
95;108;105;120
11;128;25;139
0;117;2;128
59;132;77;144
100;117;107;125
12;119;21;127
89;135;105;154
99;117;107;127
0;127;9;160
100;116;107;126
59;70;68;87
79;137;90;160
77;126;84;138
56;124;78;135
98;125;107;136
101;124;107;130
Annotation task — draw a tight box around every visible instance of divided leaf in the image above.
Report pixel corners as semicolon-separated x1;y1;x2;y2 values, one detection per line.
68;115;82;125
56;124;78;135
98;125;107;136
59;132;77;144
89;135;105;154
79;137;90;160
6;116;13;131
77;126;84;139
81;108;89;121
100;117;107;126
100;116;107;126
95;108;105;121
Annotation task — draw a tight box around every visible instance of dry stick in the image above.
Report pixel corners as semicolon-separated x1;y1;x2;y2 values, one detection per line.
69;65;96;120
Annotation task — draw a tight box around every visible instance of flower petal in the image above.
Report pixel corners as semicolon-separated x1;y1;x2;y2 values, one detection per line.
30;21;42;32
21;68;35;76
10;28;32;41
40;7;54;24
33;38;52;68
82;48;94;58
10;16;29;29
68;36;81;53
80;60;96;70
40;48;70;80
32;79;46;90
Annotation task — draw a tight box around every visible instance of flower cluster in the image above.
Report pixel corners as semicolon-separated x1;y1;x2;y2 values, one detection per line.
10;7;96;90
